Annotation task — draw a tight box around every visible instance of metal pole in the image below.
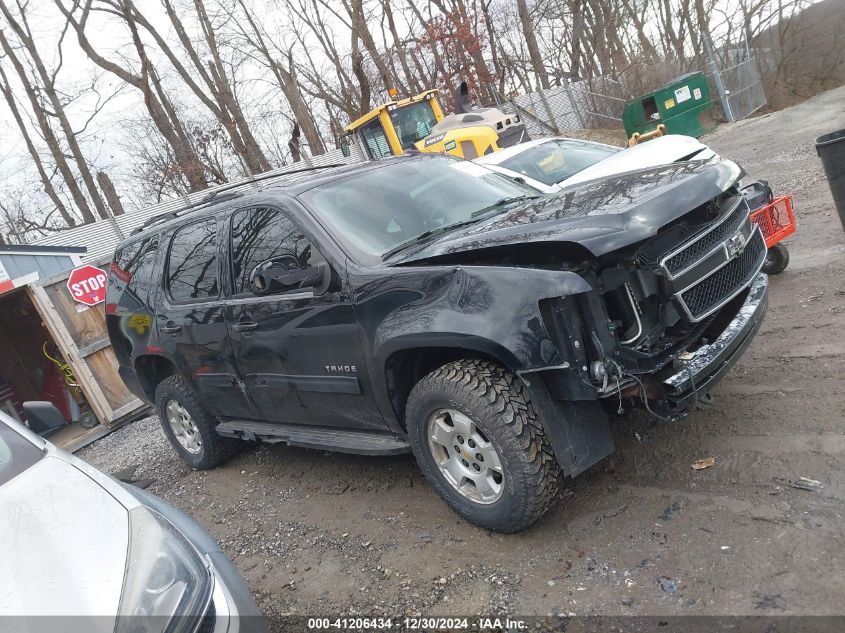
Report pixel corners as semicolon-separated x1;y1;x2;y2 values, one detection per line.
702;31;735;123
565;81;586;129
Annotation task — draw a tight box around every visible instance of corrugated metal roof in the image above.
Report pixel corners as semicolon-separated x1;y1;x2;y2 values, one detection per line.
34;146;365;263
0;253;76;279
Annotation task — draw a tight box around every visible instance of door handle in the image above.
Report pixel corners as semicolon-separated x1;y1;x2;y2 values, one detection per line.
232;321;259;332
161;323;182;334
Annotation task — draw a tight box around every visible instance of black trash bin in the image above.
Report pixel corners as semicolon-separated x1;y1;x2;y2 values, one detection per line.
816;128;845;232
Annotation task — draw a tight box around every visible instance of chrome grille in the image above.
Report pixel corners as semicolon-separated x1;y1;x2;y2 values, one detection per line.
662;199;749;277
678;229;766;321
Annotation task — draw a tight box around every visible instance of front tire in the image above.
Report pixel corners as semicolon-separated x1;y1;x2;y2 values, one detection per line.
405;360;560;533
155;375;239;469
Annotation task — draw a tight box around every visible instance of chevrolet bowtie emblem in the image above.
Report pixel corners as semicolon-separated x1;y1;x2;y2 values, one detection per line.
726;232;747;258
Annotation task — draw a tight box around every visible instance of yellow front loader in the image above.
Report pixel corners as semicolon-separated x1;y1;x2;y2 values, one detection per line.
341;85;529;161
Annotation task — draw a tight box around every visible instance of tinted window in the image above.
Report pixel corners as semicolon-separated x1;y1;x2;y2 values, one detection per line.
0;421;42;488
166;220;219;302
112;236;158;303
499;140;617;185
230;207;317;295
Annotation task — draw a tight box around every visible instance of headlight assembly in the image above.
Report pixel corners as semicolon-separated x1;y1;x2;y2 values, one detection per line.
115;506;212;633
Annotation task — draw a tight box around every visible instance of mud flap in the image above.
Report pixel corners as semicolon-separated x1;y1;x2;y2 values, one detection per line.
524;376;615;477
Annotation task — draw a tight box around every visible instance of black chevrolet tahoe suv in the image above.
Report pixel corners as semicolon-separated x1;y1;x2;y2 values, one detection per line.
106;154;768;532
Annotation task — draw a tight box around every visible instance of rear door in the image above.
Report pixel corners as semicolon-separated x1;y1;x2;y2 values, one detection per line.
224;205;385;430
157;217;251;418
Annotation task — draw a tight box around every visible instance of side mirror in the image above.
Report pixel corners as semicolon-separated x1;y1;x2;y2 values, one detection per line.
340;138;351;157
249;256;328;295
23;401;67;437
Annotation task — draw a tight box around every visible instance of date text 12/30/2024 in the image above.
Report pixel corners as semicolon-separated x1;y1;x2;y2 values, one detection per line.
307;617;528;630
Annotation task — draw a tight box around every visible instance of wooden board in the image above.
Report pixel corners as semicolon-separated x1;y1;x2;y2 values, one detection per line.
26;263;146;426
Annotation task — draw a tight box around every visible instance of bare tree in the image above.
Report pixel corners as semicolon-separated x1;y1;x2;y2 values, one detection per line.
55;0;209;191
516;0;550;89
0;31;98;224
96;171;124;216
228;0;327;154
112;0;272;174
0;0;111;220
0;60;77;227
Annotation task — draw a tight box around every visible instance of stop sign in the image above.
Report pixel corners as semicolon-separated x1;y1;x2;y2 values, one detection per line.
67;264;108;307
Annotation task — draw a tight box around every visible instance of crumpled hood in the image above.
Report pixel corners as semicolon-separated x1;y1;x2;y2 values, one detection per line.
0;455;127;625
391;158;742;263
562;134;716;187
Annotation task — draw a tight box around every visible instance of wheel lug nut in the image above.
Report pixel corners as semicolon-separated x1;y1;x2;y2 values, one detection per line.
472;463;481;472
457;435;464;444
476;453;483;461
461;459;469;467
468;439;476;448
454;445;461;453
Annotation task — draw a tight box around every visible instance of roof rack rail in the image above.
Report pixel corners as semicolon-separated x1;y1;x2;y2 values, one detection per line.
202;162;347;199
129;162;348;236
131;191;242;235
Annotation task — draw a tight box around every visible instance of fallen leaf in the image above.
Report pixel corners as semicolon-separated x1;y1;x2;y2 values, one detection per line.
692;457;716;470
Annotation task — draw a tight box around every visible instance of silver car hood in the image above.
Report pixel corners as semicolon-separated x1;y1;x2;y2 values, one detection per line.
561;135;717;187
474;135;717;194
0;454;127;626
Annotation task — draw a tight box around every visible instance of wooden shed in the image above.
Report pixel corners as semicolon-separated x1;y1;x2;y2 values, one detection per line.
0;247;148;452
12;147;365;451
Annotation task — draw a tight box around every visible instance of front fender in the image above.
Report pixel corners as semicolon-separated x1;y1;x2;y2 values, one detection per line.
369;265;592;370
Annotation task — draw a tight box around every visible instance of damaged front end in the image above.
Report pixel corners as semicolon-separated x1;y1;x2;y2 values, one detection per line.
537;181;769;423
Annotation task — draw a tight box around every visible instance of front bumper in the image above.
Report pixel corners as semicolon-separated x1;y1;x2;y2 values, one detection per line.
662;272;768;407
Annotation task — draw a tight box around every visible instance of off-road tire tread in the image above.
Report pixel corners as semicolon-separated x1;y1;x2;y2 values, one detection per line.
406;359;560;532
155;374;239;470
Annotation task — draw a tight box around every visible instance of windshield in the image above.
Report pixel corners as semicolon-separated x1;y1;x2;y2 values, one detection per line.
300;157;531;261
499;139;618;185
390;102;438;149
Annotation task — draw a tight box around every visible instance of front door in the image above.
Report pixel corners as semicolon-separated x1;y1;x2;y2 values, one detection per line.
224;206;385;430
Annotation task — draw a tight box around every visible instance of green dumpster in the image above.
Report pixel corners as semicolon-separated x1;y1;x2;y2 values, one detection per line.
622;72;716;140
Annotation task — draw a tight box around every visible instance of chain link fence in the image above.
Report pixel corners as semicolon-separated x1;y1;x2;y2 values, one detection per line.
485;34;767;136
707;55;768;121
485;78;630;137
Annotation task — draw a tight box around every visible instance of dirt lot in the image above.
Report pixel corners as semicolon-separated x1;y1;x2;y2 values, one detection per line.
80;87;845;622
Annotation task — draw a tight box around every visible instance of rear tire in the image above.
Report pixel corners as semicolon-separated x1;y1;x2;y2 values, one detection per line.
405;359;560;533
155;375;239;469
762;243;789;275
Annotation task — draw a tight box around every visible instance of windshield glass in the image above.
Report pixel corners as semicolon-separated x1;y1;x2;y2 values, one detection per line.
300;157;529;261
390;102;438;149
499;139;618;185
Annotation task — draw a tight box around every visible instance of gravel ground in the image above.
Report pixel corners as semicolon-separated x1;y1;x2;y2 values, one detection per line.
79;86;845;624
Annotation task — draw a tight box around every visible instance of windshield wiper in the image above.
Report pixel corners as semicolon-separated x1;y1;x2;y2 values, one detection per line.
381;196;540;261
381;219;480;260
470;194;540;217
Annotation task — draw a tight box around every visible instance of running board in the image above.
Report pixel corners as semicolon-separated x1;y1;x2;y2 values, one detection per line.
215;421;410;455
